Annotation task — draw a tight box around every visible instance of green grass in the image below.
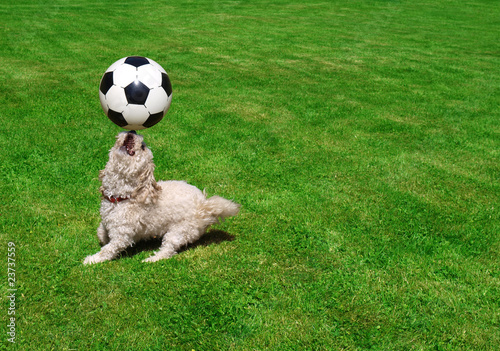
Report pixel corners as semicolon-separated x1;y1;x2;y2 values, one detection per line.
1;0;499;349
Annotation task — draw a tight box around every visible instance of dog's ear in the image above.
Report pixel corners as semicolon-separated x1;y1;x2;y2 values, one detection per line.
98;169;106;181
132;161;161;204
98;169;106;195
98;170;107;195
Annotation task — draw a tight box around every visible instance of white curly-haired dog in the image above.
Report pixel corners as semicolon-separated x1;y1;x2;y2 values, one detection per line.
83;131;239;264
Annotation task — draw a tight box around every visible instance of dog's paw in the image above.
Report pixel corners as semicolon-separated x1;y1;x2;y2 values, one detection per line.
142;252;176;263
142;255;161;263
83;254;106;265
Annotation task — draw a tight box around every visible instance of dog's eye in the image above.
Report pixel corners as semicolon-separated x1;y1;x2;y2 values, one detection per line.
141;143;146;150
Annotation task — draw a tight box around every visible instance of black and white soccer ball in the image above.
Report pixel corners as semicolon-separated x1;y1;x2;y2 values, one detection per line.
99;56;172;130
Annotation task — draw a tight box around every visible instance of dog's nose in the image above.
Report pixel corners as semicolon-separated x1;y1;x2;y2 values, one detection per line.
128;130;137;135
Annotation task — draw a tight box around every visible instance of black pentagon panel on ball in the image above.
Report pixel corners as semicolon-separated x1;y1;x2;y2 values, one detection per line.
107;109;128;127
124;56;150;68
100;71;114;95
161;73;173;96
124;81;150;105
143;112;164;128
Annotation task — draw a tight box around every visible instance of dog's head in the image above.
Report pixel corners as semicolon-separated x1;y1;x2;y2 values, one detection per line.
100;131;160;203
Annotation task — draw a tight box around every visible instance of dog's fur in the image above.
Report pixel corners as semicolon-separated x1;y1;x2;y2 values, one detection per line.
83;131;239;264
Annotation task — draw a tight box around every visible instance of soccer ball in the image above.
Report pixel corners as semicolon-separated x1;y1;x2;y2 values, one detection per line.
99;56;172;130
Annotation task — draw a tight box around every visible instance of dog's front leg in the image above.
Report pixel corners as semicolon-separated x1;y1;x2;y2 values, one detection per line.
83;235;133;265
96;223;110;245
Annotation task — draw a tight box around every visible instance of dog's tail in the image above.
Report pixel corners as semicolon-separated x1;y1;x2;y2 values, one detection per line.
199;195;240;226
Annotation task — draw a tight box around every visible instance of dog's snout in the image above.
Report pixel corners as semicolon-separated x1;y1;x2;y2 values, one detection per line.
123;132;136;156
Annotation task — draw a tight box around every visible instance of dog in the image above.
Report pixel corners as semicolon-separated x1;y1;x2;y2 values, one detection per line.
83;131;239;264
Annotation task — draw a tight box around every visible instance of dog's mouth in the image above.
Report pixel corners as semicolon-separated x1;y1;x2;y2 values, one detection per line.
121;131;136;156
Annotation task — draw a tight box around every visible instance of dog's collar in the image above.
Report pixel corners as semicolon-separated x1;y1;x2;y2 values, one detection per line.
103;194;130;203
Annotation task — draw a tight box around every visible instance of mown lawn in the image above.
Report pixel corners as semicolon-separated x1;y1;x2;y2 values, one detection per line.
0;0;498;350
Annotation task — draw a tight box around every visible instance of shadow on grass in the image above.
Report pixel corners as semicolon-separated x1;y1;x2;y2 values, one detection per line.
118;229;236;259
